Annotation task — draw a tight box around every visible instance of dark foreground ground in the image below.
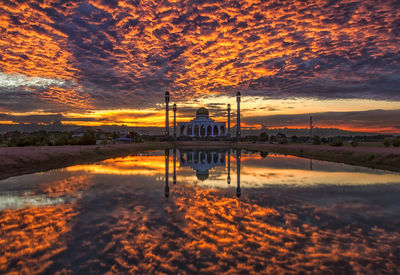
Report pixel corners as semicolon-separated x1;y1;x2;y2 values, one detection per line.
0;141;399;180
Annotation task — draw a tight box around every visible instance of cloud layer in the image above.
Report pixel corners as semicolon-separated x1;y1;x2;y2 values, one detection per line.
1;0;400;112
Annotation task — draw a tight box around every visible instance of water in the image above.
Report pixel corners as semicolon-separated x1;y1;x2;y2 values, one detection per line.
1;148;400;273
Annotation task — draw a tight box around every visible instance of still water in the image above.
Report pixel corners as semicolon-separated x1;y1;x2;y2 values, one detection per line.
1;148;400;273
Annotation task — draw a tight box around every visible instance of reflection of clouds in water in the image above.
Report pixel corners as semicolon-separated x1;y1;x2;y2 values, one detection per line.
1;150;400;273
5;183;396;273
0;205;77;273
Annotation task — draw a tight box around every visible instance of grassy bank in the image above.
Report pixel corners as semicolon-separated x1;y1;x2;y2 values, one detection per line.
236;143;400;172
0;143;171;180
1;141;399;180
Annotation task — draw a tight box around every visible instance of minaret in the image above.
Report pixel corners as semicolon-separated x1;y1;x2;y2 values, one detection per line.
227;149;231;184
236;149;241;197
310;116;313;141
173;103;177;140
165;149;170;197
165;91;170;136
236;91;241;140
227;104;231;138
173;147;177;184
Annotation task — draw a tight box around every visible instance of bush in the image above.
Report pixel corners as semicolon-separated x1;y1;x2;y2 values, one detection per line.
392;138;400;147
259;132;269;142
279;137;288;144
350;140;359;147
383;138;391;147
269;135;276;144
312;135;321;145
330;137;343;147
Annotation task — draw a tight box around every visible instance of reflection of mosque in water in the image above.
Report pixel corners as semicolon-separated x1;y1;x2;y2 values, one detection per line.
164;148;241;198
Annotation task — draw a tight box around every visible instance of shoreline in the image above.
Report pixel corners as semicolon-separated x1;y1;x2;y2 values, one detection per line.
0;141;399;180
235;143;400;173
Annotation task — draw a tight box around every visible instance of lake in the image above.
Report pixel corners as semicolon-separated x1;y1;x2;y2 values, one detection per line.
1;148;400;273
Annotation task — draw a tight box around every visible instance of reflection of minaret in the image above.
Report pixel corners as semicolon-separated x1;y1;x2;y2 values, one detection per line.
173;104;177;140
310;158;313;171
227;104;231;138
227;149;231;184
165;91;170;136
236;149;241;197
173;147;177;184
236;92;241;140
310;116;313;141
165;149;170;197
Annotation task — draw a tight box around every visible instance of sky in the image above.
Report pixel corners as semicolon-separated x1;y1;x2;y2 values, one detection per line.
0;0;399;133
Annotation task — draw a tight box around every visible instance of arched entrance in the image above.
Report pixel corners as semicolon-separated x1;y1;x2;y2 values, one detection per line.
180;125;185;136
213;125;218;136
200;125;205;136
194;125;199;136
220;126;225;135
187;125;193;136
207;125;212;137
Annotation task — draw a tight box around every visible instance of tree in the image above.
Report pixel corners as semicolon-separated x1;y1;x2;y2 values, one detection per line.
392;138;400;147
330;137;343;147
312;135;321;145
383;138;391;147
81;130;96;145
259;132;269;142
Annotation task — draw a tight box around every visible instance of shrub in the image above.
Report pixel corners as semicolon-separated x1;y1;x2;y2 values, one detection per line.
350;140;359;147
279;137;288;144
312;135;321;145
392;138;400;147
330;137;343;147
259;132;269;142
383;138;391;147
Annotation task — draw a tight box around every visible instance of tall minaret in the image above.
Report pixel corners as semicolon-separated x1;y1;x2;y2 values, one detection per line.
165;91;170;136
165;149;170;197
227;149;231;184
236;149;241;197
173;103;177;140
310;116;313;141
227;104;231;138
236;91;241;140
173;147;177;184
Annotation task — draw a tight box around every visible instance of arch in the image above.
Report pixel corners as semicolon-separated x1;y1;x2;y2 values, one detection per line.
200;125;205;136
213;153;218;163
220;126;225;135
194;151;198;164
187;125;193;136
180;125;185;136
207;152;212;164
180;153;186;163
194;125;199;136
188;152;193;164
213;125;218;136
200;152;206;164
207;125;212;136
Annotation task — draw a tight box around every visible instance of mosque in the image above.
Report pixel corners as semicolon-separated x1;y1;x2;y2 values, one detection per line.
164;91;241;139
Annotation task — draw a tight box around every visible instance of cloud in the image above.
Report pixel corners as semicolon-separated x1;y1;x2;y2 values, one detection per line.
244;109;400;132
0;0;399;113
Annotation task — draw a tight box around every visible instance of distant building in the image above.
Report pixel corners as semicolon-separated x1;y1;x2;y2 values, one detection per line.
178;108;226;137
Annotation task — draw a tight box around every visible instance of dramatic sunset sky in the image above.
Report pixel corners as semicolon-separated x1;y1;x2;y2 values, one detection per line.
0;0;399;133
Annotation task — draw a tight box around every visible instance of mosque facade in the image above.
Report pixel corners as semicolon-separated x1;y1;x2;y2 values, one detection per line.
165;91;241;139
178;107;226;137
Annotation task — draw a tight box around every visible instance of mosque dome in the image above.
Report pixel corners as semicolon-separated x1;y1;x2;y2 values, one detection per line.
196;107;209;118
196;170;209;181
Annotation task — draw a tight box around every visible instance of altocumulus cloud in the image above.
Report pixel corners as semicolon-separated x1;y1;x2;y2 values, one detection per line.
0;0;399;113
